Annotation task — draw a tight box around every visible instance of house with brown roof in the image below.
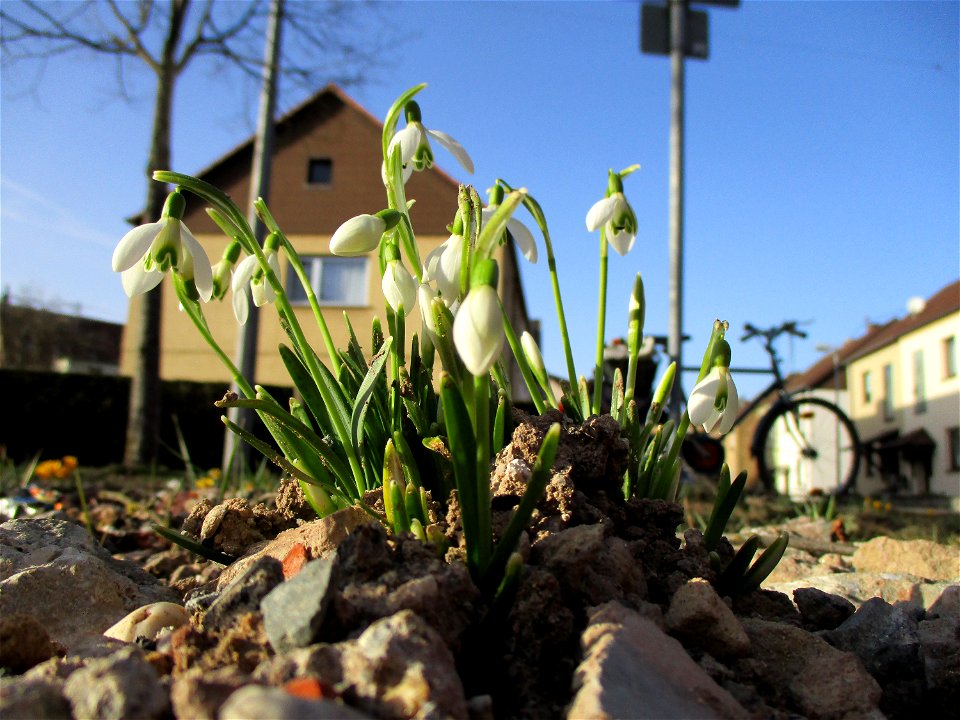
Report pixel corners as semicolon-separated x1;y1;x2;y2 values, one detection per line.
119;85;535;398
845;280;960;497
724;280;959;498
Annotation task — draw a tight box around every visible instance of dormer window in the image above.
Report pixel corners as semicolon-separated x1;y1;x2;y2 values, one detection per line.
307;158;332;185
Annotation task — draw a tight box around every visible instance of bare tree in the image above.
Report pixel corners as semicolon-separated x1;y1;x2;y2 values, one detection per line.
1;0;384;469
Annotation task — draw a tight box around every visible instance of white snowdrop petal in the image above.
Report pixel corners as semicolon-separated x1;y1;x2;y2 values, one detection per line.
112;222;163;272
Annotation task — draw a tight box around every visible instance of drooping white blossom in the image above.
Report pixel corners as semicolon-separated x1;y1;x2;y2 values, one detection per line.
387;101;474;183
112;192;212;301
330;214;387;256
480;207;538;264
423;234;464;301
453;284;504;377
686;367;739;435
585;192;638;256
231;250;281;325
382;259;418;316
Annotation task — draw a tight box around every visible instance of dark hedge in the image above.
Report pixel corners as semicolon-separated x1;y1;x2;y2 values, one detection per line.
0;369;290;470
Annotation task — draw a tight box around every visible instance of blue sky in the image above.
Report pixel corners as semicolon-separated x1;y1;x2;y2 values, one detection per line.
2;0;957;399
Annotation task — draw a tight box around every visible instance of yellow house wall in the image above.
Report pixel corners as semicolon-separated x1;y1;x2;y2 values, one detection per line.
897;312;960;495
119;89;532;391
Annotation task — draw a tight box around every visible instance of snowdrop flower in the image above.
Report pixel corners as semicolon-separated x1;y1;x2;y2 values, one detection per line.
330;209;401;257
521;331;547;378
232;234;282;325
112;190;212;301
453;260;504;377
382;256;418;317
423;233;464;301
388;101;474;183
480;207;537;264
687;340;739;434
585;167;640;256
210;240;242;301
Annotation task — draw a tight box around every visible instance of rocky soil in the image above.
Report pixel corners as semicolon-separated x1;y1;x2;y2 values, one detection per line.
1;410;958;719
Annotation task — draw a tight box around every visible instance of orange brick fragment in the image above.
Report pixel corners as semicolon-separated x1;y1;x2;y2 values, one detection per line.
283;676;334;700
281;542;310;579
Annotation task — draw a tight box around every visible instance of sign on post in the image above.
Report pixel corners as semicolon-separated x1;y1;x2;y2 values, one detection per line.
640;3;709;60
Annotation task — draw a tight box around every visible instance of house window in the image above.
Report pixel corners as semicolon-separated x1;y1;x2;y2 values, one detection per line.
862;371;873;404
948;427;960;472
307;158;333;185
288;256;368;307
944;336;957;379
913;349;926;414
882;363;894;421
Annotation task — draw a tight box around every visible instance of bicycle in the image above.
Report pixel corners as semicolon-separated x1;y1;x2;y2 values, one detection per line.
735;321;862;495
602;321;862;495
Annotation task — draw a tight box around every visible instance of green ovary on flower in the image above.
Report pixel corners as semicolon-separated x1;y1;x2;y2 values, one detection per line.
687;366;740;435
453;284;504;377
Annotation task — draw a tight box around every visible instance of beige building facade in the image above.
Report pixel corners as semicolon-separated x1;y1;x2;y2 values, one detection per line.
120;86;534;395
847;282;960;497
723;280;959;498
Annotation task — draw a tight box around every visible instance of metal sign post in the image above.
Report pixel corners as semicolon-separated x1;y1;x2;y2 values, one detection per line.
640;0;738;420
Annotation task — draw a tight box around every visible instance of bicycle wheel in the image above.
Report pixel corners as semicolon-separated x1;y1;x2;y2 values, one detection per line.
753;396;861;496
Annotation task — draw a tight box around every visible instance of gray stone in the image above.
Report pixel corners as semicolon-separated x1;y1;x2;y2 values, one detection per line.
0;677;71;719
769;571;954;611
919;614;960;713
342;609;469;720
824;597;922;683
218;684;373;720
0;543;176;650
665;578;751;660
262;556;337;653
203;556;284;633
62;645;168;720
215;506;373;591
739;617;883;719
170;667;250;720
567;601;749;719
792;586;855;630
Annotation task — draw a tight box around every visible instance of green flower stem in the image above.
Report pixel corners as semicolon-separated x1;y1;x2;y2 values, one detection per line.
256;200;340;375
259;254;367;495
474;373;492;574
500;301;547;415
153;171;254;252
622;274;645;423
663;322;726;474
592;230;609;416
497;179;582;417
174;282;255;399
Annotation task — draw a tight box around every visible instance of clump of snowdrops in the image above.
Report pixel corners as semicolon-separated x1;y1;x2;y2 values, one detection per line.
113;83;785;598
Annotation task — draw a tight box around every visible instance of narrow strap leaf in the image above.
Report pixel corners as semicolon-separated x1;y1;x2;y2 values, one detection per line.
280;344;332;434
351;337;393;451
483;422;560;591
738;532;789;594
439;375;479;573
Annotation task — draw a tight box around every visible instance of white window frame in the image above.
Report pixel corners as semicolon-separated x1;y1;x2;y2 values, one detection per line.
288;255;369;308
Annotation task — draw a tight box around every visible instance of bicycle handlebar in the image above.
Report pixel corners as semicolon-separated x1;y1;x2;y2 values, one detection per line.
742;321;808;343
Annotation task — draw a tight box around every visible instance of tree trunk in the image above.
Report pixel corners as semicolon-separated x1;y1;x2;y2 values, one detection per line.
123;0;187;469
